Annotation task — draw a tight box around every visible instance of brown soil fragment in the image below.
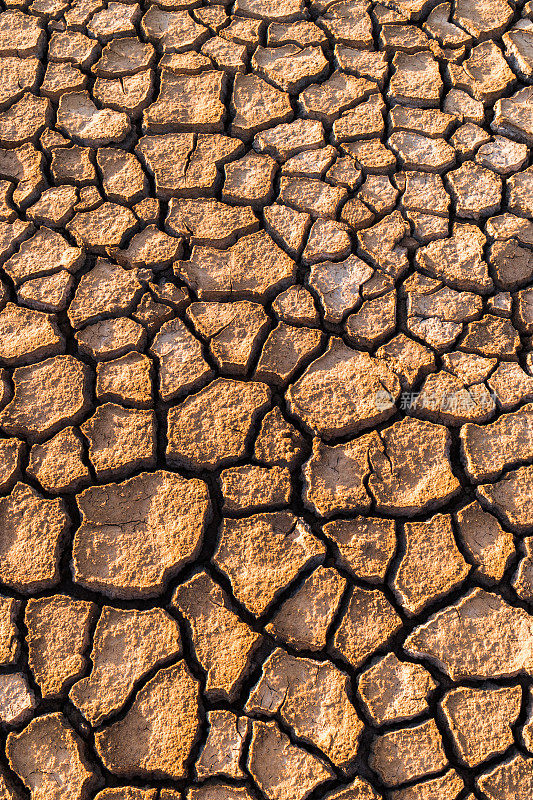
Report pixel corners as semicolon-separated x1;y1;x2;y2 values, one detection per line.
116;226;182;269
0;11;45;57
368;417;460;516
144;70;226;133
186;786;254;800
448;41;515;104
26;595;96;699
235;0;304;22
48;31;99;68
461;314;520;359
97;148;148;205
405;588;533;678
167;378;270;469
358;653;436;725
76;317;147;360
335;45;388;85
0;483;69;593
150;318;212;400
254;405;306;467
477;464;533;533
454;501;514;584
272;285;319;326
252;45;328;94
171;571;262;700
95;791;156;800
390;770;464;800
446;161;502;218
302;219;351;264
413;371;496;427
512;538;533;601
136;132;242;199
323;780;380;800
345;291;397;348
94;661;201;780
88;3;141;42
255;119;325;160
0;93;51;148
0;146;45;208
389;52;442;107
477;755;533;800
246;647;363;768
0;595;21;666
460;404;533;482
299;70;375;124
4;226;84;285
0;303;64;365
376;333;435;388
282;145;336;179
41;63;87;103
332;586;402;669
141;8;208;54
214;512;325;616
453;0;513;40
202;36;247;75
370;719;448;787
392;513;469;615
492;87;533;145
388;131;455;172
440;685;522;767
57;92;130;147
416;223;493;293
68;259;144;328
308;255;374;323
67;202;137;254
6;713;102;800
166;197;258;247
93;37;155;77
231;74;293;139
17;270;76;313
178;230;297;300
357;211;409;277
219;464;291;511
0;672;36;727
477;136;529;175
247;720;334;800
196;711;248;780
187;300;269;376
255;323;322;386
287;337;400;438
131;292;174;331
265;565;346;650
223;152;277;207
96;353;153;408
302;434;376;517
94;59;152;116
323;517;396;582
73;470;211;598
0;355;90;442
70;607;181;726
50;145;96;186
279;176;346;218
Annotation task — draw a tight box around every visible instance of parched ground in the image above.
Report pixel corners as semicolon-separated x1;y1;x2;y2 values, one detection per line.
0;0;533;797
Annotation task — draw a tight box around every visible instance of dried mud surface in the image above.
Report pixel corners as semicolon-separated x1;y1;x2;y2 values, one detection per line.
0;0;533;797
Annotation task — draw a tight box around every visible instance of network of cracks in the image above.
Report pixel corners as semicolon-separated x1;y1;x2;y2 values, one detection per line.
0;0;533;798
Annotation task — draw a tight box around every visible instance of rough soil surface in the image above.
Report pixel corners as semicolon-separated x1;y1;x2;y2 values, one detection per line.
0;0;532;797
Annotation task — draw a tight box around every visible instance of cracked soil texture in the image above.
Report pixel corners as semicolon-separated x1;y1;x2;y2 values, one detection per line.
0;0;533;798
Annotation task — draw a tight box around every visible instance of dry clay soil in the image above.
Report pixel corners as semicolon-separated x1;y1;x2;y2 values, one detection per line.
2;0;533;798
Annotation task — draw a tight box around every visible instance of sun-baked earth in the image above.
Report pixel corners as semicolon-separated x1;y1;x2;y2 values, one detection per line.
0;0;532;797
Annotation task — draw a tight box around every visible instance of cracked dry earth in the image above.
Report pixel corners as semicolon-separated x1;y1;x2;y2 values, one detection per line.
2;0;533;799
